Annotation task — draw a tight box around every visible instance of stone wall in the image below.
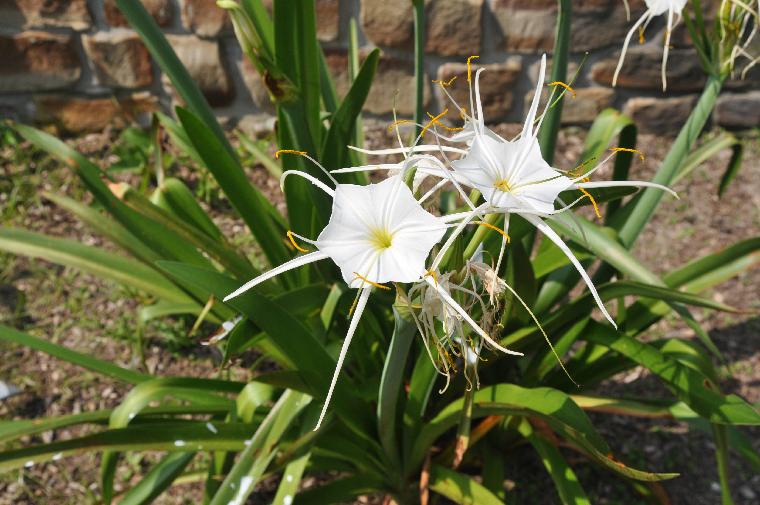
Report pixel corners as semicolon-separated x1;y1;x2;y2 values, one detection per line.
0;0;758;135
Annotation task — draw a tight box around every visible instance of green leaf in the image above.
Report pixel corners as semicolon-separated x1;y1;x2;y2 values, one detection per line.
0;422;258;472
14;124;213;269
119;183;255;279
517;419;591;505
0;325;147;384
151;177;223;240
0;228;190;304
613;75;723;246
584;321;760;425
209;391;310;505
377;307;416;471
237;133;282;178
320;49;380;175
0;405;228;444
413;384;676;482
538;0;571;164
118;452;195;505
718;141;744;197
115;0;234;160
294;474;384;505
176;107;291;271
42;192;159;266
672;131;738;185
101;378;243;502
429;464;505;505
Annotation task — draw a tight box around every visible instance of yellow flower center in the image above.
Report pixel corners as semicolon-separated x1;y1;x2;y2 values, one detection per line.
494;179;512;192
369;227;394;250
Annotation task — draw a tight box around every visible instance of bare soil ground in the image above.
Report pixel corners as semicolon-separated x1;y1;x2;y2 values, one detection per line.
0;124;758;504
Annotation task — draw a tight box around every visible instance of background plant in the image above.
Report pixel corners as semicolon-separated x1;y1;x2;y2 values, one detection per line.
0;1;758;504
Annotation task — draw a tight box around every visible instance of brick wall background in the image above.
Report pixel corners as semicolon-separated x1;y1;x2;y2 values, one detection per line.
1;0;758;135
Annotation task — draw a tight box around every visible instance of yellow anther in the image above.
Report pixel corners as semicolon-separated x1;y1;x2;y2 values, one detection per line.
432;75;457;88
610;147;645;161
426;111;464;132
460;106;467;120
420;108;449;138
286;230;309;253
387;119;414;131
275;149;307;159
352;272;392;290
424;269;438;286
549;81;577;98
473;221;511;243
638;26;646;44
466;55;480;83
578;187;602;219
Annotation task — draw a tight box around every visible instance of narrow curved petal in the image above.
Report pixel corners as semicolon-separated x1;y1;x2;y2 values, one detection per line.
280;170;335;197
523;213;617;328
314;286;371;430
223;251;328;301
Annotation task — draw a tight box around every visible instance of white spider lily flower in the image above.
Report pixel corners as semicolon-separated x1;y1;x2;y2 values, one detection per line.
224;173;446;429
346;54;677;331
615;0;689;91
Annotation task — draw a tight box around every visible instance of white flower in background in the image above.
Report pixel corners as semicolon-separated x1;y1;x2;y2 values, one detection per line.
345;54;677;330
224;167;446;429
616;0;689;91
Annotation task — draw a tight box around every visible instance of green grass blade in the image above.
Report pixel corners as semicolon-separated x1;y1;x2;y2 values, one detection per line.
672;131;738;185
0;228;189;303
718;142;744;197
151;177;223;241
538;0;571;164
115;0;234;160
237;133;282;178
0;325;147;384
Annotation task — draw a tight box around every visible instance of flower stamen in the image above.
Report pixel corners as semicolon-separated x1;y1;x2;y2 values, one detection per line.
387;119;414;131
473;221;511;243
426;111;465;132
421;109;450;138
610;147;645;161
432;75;457;88
466;55;480;82
578;187;602;219
549;81;577;98
424;269;438;286
493;179;512;192
275;149;307;159
352;272;392;290
286;230;309;253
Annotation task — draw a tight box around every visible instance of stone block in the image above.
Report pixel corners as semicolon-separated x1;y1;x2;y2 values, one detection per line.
34;93;157;134
84;32;153;89
0;31;81;92
435;58;522;121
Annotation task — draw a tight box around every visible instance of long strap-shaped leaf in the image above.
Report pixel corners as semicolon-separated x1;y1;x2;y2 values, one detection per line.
0;228;190;304
176;108;292;271
583;321;760;425
0;422;257;472
612;75;724;245
428;464;505;505
0;325;147;384
538;0;571;164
